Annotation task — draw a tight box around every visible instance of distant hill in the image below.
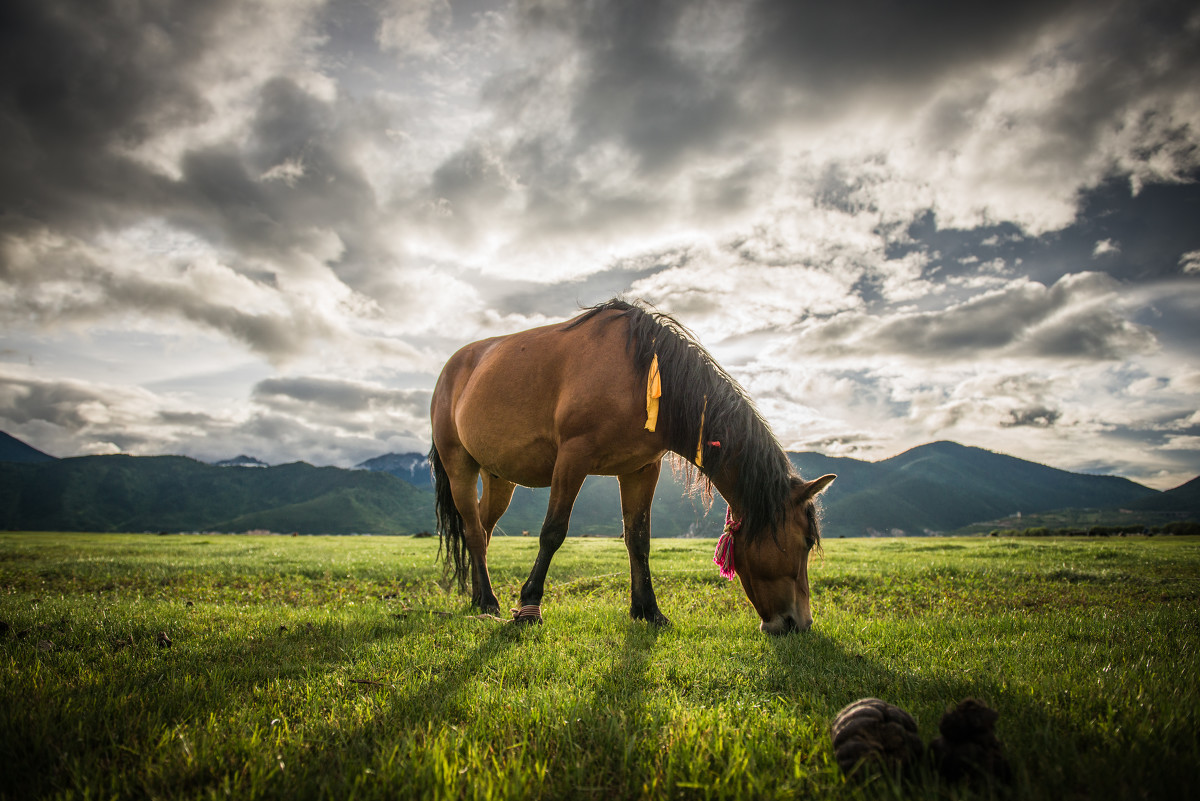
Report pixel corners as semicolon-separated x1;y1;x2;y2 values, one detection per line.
0;455;434;535
355;452;432;489
0;432;56;464
214;455;269;468
791;441;1160;536
1123;475;1200;514
390;441;1163;538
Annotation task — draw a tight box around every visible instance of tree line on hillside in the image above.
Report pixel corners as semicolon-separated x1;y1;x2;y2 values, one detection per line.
988;521;1200;537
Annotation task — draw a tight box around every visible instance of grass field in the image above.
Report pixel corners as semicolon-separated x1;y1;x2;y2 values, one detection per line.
1;532;1198;800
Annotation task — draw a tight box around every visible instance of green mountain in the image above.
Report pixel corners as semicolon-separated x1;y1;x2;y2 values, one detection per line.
1123;475;1200;513
0;454;434;535
394;441;1163;538
790;441;1162;536
0;431;56;463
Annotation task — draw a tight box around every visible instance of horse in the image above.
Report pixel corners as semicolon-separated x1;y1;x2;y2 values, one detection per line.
428;299;835;634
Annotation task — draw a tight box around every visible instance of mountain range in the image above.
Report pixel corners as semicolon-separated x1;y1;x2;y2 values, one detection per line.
353;452;432;489
0;432;1195;536
0;452;432;535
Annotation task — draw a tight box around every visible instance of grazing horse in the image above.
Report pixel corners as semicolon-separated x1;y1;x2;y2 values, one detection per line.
428;299;835;634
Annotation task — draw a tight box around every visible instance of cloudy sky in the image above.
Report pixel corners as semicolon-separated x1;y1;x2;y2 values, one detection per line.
2;0;1199;489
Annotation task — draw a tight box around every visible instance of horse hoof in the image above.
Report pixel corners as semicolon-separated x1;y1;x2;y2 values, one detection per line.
511;604;542;625
631;607;670;627
474;596;500;616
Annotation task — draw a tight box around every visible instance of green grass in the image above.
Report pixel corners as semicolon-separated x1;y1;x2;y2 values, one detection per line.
1;533;1198;800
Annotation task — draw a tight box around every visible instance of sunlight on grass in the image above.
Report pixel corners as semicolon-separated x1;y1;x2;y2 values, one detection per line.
1;533;1198;799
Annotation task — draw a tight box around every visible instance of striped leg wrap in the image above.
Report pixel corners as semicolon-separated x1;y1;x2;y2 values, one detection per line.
511;604;542;624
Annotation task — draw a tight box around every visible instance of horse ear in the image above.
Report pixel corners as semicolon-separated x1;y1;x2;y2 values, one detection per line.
796;474;835;502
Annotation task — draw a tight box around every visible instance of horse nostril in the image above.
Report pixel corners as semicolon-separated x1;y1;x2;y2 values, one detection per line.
761;613;809;636
785;613;813;633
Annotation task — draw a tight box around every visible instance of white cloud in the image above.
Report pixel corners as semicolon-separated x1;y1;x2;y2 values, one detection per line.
378;0;452;60
0;365;431;466
1181;250;1200;275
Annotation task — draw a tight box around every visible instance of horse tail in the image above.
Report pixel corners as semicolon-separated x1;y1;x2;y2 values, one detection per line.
429;444;468;591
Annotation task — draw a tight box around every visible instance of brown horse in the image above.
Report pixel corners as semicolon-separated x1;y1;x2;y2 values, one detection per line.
428;299;835;634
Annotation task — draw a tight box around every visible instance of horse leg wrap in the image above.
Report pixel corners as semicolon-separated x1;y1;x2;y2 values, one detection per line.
511;604;542;624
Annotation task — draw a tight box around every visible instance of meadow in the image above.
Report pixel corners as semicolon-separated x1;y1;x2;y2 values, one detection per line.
1;531;1197;800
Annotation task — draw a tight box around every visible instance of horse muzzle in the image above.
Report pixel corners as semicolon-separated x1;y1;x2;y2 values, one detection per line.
760;609;813;636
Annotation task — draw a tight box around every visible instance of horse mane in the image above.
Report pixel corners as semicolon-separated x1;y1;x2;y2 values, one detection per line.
568;298;805;543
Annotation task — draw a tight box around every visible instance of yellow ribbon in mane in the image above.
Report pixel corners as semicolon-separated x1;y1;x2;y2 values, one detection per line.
645;354;661;432
646;355;708;467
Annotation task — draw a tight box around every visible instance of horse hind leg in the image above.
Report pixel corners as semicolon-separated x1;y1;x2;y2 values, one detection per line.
479;473;516;545
619;460;669;626
434;445;501;615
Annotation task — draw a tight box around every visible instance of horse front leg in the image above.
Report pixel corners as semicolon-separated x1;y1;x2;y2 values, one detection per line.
514;452;588;624
619;460;670;626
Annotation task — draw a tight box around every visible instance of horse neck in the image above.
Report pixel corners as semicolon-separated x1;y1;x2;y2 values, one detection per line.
706;458;747;522
700;437;794;530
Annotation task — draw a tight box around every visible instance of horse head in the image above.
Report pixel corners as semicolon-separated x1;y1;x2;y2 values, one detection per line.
733;473;835;635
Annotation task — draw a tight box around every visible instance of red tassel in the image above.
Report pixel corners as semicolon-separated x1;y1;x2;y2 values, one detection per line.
713;507;740;580
713;532;736;580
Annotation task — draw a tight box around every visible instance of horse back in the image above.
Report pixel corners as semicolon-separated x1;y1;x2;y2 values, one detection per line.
432;310;666;486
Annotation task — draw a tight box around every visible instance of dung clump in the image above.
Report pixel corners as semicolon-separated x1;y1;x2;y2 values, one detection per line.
831;698;925;779
930;698;1012;784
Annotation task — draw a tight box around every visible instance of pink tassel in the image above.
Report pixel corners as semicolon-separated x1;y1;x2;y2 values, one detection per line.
713;506;741;580
713;532;736;579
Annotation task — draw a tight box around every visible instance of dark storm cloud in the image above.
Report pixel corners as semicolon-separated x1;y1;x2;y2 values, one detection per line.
0;2;385;270
519;0;1076;167
742;0;1083;103
0;372;175;455
796;272;1157;361
0;1;414;364
0;374;109;429
560;3;743;171
0;242;326;361
505;0;1199;177
175;78;379;258
0;0;223;238
1004;406;1063;428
